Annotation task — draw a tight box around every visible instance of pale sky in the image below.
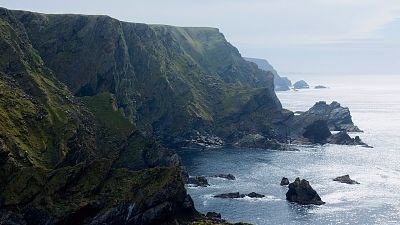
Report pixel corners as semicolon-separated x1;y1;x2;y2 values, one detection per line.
1;0;399;75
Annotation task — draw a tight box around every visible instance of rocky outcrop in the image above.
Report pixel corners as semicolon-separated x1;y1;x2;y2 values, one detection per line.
286;178;325;205
314;85;327;89
214;192;265;199
211;174;236;180
293;80;309;89
333;175;360;184
187;176;210;187
327;131;371;147
296;101;362;132
280;177;290;186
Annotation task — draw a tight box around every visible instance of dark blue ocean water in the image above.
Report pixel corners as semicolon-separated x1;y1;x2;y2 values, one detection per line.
178;74;400;225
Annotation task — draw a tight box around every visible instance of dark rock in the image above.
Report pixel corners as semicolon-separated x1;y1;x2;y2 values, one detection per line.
246;192;265;198
186;135;224;148
280;177;290;186
211;174;236;180
214;192;242;199
206;212;222;219
293;80;309;89
301;101;362;132
214;192;265;199
187;176;209;187
327;131;371;147
233;133;297;151
286;178;325;205
314;85;327;89
333;175;360;184
303;120;332;144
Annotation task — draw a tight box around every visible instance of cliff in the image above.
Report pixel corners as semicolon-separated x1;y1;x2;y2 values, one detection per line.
9;9;285;147
244;57;292;91
0;8;211;225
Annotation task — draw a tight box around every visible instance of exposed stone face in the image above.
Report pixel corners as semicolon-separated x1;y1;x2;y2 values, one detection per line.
333;175;360;184
286;178;325;205
302;120;332;144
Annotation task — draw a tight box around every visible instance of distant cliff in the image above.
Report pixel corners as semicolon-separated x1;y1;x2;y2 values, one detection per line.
244;57;292;91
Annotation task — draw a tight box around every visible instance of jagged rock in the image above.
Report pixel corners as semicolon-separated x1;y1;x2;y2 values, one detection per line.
314;85;327;89
293;80;309;89
214;192;265;199
280;177;290;186
211;174;236;180
327;131;371;147
302;101;362;132
333;175;360;184
187;176;210;187
286;178;325;205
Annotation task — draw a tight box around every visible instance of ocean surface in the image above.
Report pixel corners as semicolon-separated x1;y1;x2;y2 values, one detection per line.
178;74;400;225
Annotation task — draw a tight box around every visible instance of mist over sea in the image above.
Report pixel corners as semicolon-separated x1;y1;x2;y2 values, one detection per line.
179;74;400;225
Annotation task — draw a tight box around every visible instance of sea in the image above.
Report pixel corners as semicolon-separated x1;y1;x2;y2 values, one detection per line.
178;74;400;225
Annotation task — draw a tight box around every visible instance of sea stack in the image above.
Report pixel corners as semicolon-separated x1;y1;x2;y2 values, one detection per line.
286;178;325;205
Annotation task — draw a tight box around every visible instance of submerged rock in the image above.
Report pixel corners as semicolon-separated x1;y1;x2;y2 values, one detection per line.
333;175;360;184
187;176;210;187
246;192;265;198
314;85;327;89
214;192;265;199
293;80;310;89
214;192;243;199
211;174;236;180
280;177;290;186
286;178;325;205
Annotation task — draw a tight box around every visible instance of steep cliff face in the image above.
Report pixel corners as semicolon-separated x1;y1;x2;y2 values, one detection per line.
10;9;283;145
0;8;199;225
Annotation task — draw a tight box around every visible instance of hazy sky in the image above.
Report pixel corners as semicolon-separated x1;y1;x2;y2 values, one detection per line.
1;0;399;75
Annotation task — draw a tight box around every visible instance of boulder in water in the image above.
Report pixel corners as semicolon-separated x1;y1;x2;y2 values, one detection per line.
246;192;265;198
286;178;325;205
333;175;360;184
280;177;290;186
293;80;310;89
187;176;209;187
